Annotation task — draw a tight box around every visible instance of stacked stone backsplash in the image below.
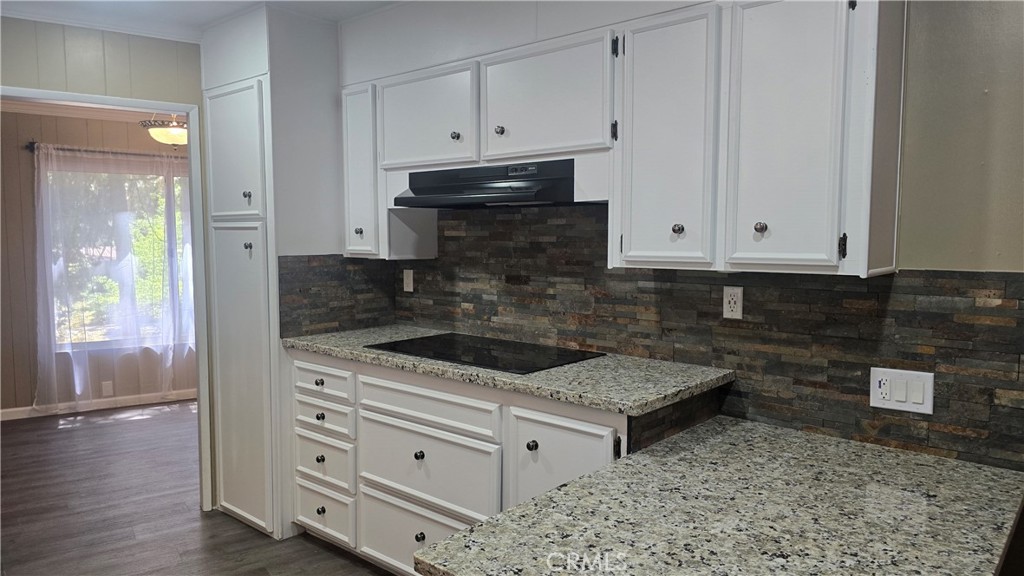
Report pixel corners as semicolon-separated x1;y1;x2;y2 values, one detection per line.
279;255;395;338
394;204;1024;471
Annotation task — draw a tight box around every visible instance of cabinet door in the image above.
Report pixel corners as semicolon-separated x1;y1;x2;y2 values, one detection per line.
342;84;380;256
208;222;273;532
619;6;720;268
504;407;615;508
481;31;614;160
724;0;849;268
378;63;478;169
204;77;268;220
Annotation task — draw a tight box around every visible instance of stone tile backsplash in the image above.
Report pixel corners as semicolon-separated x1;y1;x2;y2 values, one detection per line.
279;204;1022;470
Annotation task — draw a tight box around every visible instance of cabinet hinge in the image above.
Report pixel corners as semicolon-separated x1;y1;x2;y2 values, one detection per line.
838;233;848;260
613;436;622;460
612;36;620;57
611;120;619;141
848;0;857;10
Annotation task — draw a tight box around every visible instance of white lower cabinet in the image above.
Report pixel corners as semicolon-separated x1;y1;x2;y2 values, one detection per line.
295;478;357;548
358;485;470;575
287;353;624;575
504;406;617;508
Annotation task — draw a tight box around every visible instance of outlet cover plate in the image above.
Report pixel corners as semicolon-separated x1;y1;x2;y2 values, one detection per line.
403;269;414;292
870;367;933;414
723;286;743;319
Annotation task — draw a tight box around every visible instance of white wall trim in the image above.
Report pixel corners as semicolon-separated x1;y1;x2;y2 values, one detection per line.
1;389;198;421
0;85;214;512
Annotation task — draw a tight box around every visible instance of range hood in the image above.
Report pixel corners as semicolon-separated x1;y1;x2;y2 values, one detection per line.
395;159;574;209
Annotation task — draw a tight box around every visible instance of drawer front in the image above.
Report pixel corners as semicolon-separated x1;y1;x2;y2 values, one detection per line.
295;478;356;548
295;428;355;493
359;375;501;442
358;485;468;576
294;360;354;404
505;406;616;508
359;410;500;520
295;394;355;439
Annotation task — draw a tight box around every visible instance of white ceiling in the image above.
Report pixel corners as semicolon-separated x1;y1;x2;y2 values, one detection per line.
0;1;393;43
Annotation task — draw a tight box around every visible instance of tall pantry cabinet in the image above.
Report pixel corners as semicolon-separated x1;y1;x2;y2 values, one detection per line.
201;5;342;538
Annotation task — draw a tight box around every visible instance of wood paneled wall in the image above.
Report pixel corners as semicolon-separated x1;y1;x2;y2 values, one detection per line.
0;111;189;409
1;17;201;105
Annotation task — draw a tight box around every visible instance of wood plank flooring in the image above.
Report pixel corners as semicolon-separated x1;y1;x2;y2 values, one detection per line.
1;401;388;576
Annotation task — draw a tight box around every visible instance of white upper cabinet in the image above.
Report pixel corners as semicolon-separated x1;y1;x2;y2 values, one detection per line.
200;6;269;89
480;31;614;161
377;63;479;169
204;77;268;221
723;0;849;269
615;5;720;269
342;84;380;257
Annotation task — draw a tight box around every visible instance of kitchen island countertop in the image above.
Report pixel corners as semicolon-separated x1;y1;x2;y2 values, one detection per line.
282;325;734;416
414;416;1024;576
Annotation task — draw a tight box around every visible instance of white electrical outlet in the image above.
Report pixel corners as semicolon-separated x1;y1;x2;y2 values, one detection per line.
870;367;933;414
403;269;414;292
101;380;114;397
723;286;743;319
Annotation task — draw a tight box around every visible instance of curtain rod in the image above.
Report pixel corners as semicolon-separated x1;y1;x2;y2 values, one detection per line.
24;140;188;160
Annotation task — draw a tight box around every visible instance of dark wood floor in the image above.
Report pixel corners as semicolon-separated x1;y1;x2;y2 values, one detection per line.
1;401;388;576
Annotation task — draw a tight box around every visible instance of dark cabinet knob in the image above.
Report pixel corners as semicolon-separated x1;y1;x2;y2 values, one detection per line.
243;242;253;250
494;125;506;135
354;227;364;236
413;450;425;461
450;131;461;141
315;454;326;464
414;532;426;543
315;412;326;421
672;223;685;234
316;506;326;516
314;378;325;387
242;190;252;200
754;221;768;234
526;440;539;452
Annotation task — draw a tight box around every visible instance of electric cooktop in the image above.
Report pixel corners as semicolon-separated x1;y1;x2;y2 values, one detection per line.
365;332;604;375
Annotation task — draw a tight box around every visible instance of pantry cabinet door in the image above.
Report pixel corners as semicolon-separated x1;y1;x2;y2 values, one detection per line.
619;5;720;268
204;77;268;220
481;31;614;161
724;0;849;269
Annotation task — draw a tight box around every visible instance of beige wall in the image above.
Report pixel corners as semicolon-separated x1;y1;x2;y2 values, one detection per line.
1;17;201;105
0;110;192;409
898;0;1024;272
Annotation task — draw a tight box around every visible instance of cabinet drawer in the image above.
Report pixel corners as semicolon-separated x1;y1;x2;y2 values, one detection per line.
295;395;355;439
359;410;500;520
294;360;354;404
359;375;501;442
294;428;355;494
505;406;616;508
358;484;468;576
295;478;355;548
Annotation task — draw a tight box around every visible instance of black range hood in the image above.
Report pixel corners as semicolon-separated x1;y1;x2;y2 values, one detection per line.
395;159;574;209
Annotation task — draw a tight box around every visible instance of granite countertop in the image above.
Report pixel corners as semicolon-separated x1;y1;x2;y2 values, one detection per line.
415;416;1024;576
282;325;734;416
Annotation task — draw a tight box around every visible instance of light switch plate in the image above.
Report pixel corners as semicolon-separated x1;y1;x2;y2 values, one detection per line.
870;367;933;414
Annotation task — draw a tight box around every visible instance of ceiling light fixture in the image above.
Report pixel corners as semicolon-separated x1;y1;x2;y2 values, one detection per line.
139;114;188;147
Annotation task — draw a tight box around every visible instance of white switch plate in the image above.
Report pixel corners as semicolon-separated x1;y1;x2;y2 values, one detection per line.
101;380;114;397
403;269;414;292
870;367;933;414
723;286;743;319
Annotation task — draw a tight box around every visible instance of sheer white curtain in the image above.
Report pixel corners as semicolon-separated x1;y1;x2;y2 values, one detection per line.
33;144;195;413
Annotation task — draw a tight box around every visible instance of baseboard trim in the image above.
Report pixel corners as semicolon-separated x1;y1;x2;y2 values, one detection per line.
0;389;198;421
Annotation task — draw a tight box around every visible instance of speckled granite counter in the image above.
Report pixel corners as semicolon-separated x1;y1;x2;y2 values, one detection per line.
415;416;1024;576
282;325;734;416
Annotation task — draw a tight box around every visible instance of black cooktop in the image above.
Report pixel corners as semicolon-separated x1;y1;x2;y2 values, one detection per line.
365;333;604;375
